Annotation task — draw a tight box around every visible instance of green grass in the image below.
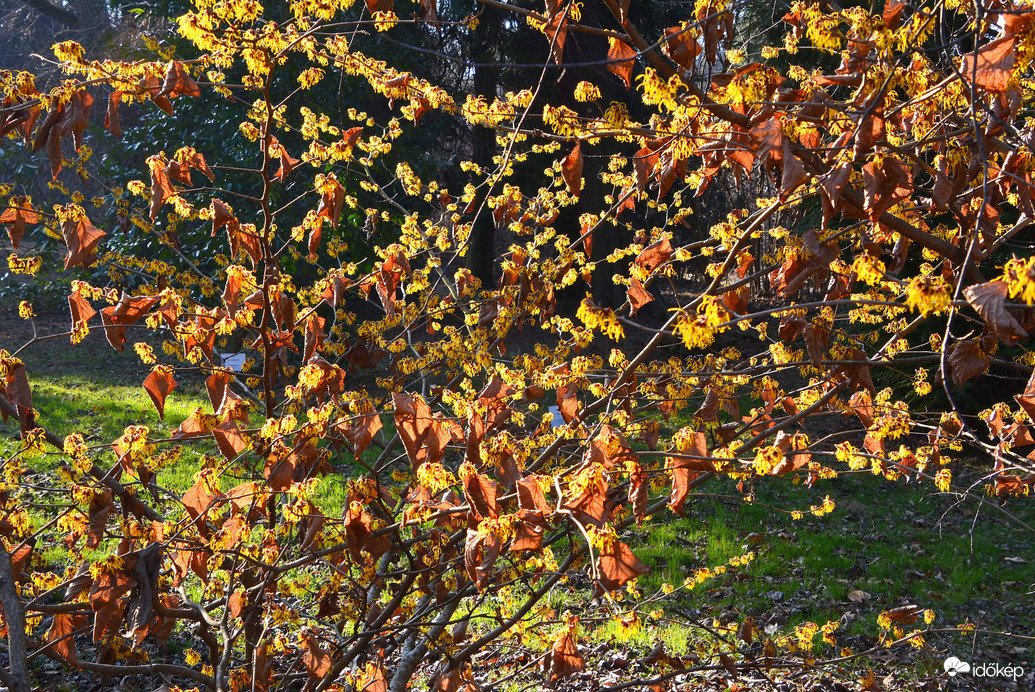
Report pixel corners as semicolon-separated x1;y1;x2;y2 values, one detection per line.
1;317;385;518
622;470;1035;654
0;372;210;487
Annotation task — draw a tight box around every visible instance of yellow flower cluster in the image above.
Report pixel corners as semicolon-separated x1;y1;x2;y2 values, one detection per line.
676;296;729;350
1001;257;1035;304
576;298;624;341
852;254;886;286
52;41;86;64
7;254;41;275
809;495;835;516
904;275;950;315
752;446;784;475
416;461;456;495
134;342;158;364
574;81;601;102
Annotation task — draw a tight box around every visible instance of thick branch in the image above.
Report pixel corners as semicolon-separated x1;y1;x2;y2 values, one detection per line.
388;598;461;692
17;0;79;25
0;545;31;692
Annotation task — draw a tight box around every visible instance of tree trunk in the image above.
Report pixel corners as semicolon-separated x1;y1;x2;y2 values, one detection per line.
557;0;627;309
0;544;31;692
466;3;500;290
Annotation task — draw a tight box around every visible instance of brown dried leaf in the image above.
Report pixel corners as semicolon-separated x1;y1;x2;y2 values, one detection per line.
123;544;161;640
655;153;686;200
89;562;136;643
607;38;637;87
301;634;333;678
149;156;175;220
853;107;885;161
665;25;700;68
61;213;107;269
722;284;749;314
4;361;34;436
159;60;201;99
87;490;114;550
264;452;298;492
803;323;828;366
849;390;874;428
227;590;246;620
780;138;808;199
185;151;213;182
0;196;39;248
7;541;32;581
337;409;382;459
861;157;912;223
820;162;852;230
343;502;391;561
513;477;549;552
59;90;93;152
213;418;246;460
779;314;806;343
252;641;274;691
67;287;96;328
963;280;1028;344
736;249;755;278
182;477;222;526
32;102;60;154
694;389;720;422
48;612;88;665
271;137;300;182
358;663;389;692
321;275;350;307
882;0;906;27
635;237;673;271
544;8;568;65
627;277;653;316
546;630;584;684
226;481;267;518
172;409;215;440
557;380;580;425
143;367;177;419
465;527;502;591
633;146;660;195
560;142;583;198
668;429;710;511
316;176;345;225
394;391;435;469
100;294;157;353
304;314;326;363
211;199;235;236
561;471;608;527
628;460;647;524
885;604;923;624
962;36;1017;93
105;91;122;137
948;338;989;388
463;472;499;522
1014;368;1035;420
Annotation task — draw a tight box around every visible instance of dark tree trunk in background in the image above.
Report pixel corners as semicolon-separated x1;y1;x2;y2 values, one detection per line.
467;2;500;290
1;0;111;73
555;0;627;309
